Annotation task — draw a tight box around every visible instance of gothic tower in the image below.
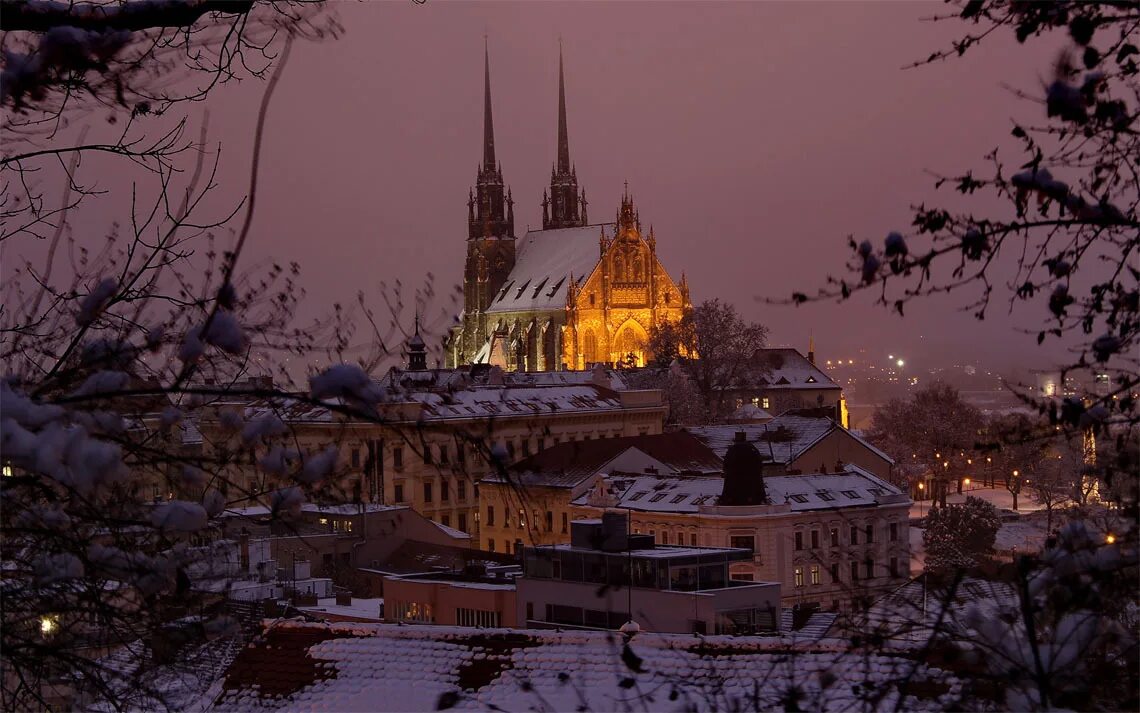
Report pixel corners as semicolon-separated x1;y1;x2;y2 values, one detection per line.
542;44;588;230
457;40;516;365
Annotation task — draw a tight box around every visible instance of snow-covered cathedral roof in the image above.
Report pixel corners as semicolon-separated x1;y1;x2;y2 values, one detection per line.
485;224;613;315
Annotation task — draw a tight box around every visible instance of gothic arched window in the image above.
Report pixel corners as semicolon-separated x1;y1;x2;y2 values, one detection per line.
583;330;598;365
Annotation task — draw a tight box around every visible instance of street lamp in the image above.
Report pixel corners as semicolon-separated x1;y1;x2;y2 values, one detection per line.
1106;534;1116;544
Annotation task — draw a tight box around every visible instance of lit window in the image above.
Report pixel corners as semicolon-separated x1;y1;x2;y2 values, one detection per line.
794;567;804;588
810;565;820;585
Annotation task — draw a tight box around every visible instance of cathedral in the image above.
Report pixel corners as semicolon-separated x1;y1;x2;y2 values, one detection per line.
447;45;691;371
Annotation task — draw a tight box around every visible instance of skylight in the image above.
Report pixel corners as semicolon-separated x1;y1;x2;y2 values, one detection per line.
628;491;649;502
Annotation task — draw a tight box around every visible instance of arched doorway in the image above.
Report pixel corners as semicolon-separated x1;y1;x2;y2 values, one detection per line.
612;320;648;367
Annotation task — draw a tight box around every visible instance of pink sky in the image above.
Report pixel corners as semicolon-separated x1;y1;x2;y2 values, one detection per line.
8;1;1071;373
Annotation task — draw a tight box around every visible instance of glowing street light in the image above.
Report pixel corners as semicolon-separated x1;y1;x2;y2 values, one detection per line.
897;359;905;367
1106;534;1116;544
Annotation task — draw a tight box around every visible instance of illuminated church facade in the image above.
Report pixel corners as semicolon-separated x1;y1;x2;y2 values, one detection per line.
447;46;691;371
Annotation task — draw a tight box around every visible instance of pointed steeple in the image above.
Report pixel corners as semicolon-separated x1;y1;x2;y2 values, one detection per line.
557;41;570;174
808;333;816;365
482;36;496;171
543;41;586;230
468;37;512;242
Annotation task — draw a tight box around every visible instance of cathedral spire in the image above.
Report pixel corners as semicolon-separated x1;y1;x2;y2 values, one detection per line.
557;40;570;174
543;42;586;230
483;36;496;171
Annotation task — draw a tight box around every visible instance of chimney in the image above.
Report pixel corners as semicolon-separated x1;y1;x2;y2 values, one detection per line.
720;432;768;506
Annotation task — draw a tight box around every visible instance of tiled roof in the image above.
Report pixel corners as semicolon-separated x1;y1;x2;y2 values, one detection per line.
481;432;722;489
210;622;965;711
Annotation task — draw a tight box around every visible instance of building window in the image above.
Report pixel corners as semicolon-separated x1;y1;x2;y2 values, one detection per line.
441;480;450;502
730;535;755;552
561;512;568;534
690;533;698;547
487;540;495;552
423;445;433;465
850;561;859;581
457;444;466;465
439;444;449;465
865;558;874;579
441;514;450;528
394;483;405;503
811;530;820;549
393;447;403;470
423;482;433;503
850;526;858;545
810;564;821;585
351;448;360;468
889;557;898;578
518;509;525;529
522;439;531;457
661;531;669;545
456;608;501;628
830;563;839;583
506;441;516;460
761;397;770;410
794;531;804;551
545;511;553;532
504;540;511;554
794;566;804;588
889;522;898;542
458;513;468;532
830;528;839;547
865;525;874;544
458;480;467;501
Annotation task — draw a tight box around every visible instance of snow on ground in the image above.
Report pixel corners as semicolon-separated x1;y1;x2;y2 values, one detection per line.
908;485;1054;571
907;484;1043;521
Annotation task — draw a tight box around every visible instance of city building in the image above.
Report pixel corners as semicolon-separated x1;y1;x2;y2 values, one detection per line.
517;513;781;634
191;365;666;543
478;431;721;554
724;347;848;425
217;503;475;596
687;411;895;481
447;45;691;370
570;434;912;610
383;566;519;628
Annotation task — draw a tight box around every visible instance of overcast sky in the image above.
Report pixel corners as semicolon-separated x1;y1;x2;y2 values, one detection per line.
8;1;1073;374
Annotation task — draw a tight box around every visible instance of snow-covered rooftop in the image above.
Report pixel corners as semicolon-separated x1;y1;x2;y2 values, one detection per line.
687;413;894;466
574;466;907;513
485;224;613;315
220;503;407;519
209;622;965;711
754;348;841;390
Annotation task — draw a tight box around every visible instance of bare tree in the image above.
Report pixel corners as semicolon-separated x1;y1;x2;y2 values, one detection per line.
646;298;769;423
0;3;348;709
866;381;985;503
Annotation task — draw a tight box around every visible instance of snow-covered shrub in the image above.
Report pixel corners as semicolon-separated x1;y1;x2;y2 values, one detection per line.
923;496;1001;571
